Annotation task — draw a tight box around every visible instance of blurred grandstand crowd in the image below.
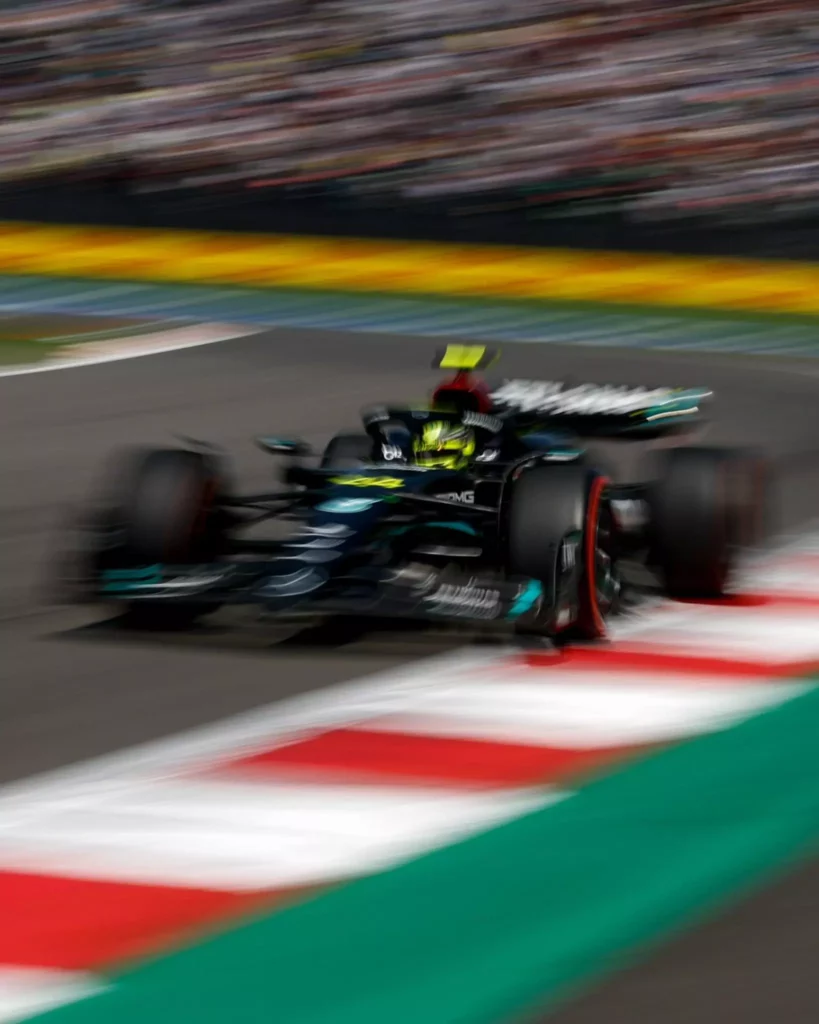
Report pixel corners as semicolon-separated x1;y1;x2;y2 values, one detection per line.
2;0;818;223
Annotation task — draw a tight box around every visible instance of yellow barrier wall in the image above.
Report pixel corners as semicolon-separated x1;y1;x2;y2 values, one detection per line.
1;221;818;316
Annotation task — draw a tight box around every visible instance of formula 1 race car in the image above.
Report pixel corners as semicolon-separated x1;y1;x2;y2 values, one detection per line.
65;345;767;642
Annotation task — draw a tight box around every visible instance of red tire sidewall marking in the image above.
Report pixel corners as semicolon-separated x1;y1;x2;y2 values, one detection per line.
583;474;610;639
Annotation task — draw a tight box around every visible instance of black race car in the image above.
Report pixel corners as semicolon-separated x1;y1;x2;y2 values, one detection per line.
65;345;767;642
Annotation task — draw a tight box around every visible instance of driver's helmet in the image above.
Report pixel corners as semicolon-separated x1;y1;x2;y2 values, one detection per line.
412;420;475;469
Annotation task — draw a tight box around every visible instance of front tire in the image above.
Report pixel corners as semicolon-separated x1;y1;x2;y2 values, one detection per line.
505;464;618;641
95;447;230;628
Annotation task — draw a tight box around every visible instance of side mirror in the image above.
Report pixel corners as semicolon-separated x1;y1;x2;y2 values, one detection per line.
255;436;313;457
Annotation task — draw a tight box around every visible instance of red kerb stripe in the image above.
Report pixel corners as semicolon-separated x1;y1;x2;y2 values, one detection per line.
211;728;644;788
0;871;287;972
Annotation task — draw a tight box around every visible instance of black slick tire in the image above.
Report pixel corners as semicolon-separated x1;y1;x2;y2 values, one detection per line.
505;464;617;641
649;446;763;599
105;448;229;628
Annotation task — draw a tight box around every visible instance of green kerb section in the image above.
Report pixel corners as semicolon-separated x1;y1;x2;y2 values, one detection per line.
37;681;819;1024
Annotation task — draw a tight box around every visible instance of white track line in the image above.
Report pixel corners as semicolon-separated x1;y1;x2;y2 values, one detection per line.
611;605;819;662
0;324;263;379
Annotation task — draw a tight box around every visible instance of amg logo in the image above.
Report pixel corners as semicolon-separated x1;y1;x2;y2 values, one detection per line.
438;490;475;504
426;582;501;619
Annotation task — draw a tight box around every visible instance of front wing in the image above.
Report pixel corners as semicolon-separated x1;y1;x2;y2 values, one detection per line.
91;559;550;629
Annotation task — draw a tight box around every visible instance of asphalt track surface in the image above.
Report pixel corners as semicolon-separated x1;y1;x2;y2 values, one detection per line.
3;326;819;1022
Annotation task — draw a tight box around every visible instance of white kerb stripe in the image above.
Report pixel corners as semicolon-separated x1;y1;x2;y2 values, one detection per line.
613;607;819;662
748;561;819;597
363;677;808;749
0;780;558;891
0;967;103;1023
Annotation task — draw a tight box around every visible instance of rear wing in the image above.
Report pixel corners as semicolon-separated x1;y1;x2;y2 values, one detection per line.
489;379;712;438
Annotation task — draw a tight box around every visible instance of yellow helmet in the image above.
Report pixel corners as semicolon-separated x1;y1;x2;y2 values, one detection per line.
412;421;475;469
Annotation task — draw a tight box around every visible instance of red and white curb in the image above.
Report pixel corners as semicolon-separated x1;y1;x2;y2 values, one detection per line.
3;534;819;1020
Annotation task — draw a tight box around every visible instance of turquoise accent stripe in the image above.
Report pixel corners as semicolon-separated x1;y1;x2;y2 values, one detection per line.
317;498;381;513
388;522;478;537
428;521;478;536
508;579;543;618
101;565;163;592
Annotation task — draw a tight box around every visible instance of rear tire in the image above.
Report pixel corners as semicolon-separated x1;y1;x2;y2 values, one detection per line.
505;464;618;640
649;446;764;599
320;433;373;469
